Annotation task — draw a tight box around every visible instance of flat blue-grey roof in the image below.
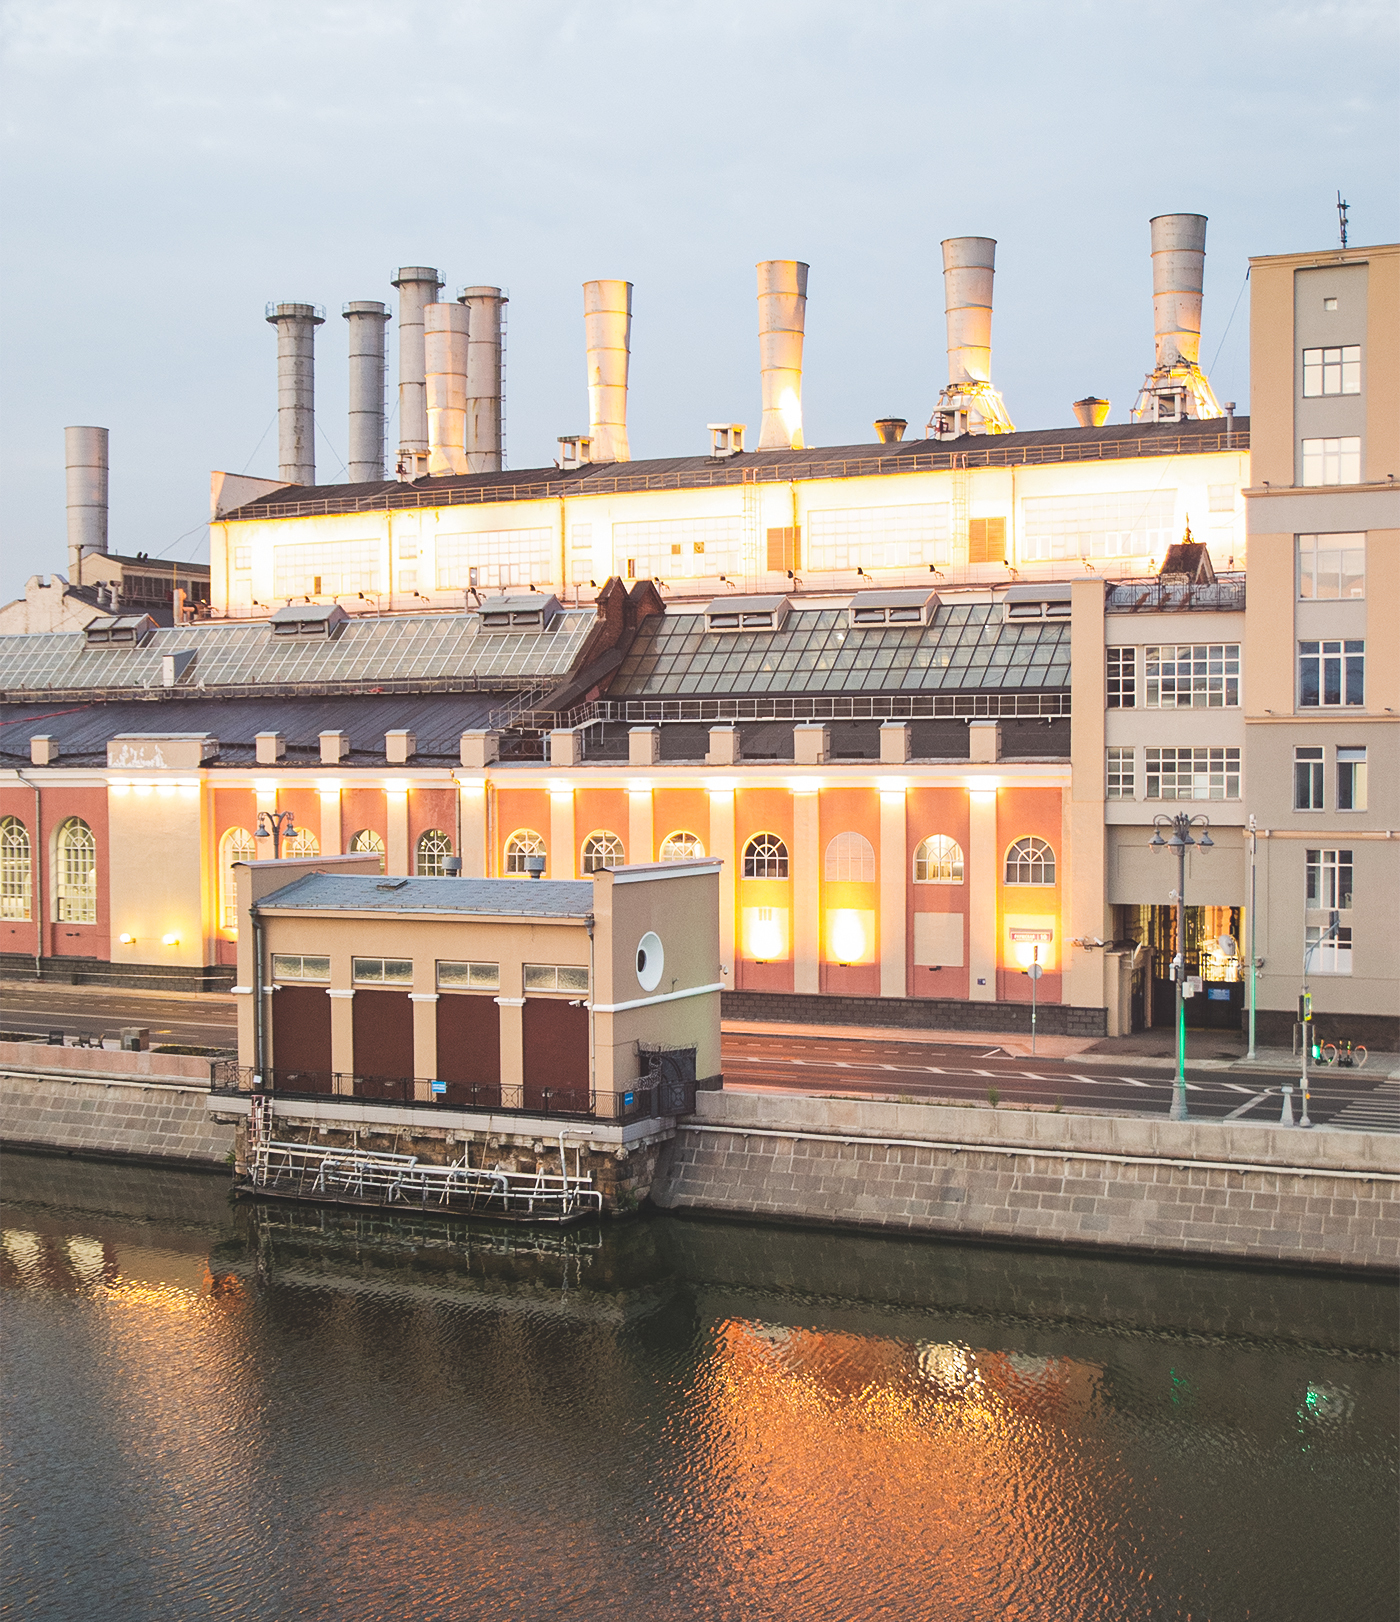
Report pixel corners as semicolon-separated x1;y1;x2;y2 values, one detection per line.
258;873;594;918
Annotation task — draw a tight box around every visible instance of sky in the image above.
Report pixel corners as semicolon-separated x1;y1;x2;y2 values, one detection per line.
1;0;1396;603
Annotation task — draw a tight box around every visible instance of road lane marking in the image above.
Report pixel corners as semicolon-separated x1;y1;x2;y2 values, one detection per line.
1224;1091;1270;1120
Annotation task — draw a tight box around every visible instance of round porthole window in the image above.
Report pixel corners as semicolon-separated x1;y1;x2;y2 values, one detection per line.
635;931;664;992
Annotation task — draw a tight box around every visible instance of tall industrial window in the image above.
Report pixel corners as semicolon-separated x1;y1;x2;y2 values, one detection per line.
273;537;380;599
349;829;386;872
658;831;704;862
1305;924;1352;975
824;831;876;883
0;815;31;920
1301;437;1361;486
1021;489;1175;561
1306;848;1353;912
1298;534;1365;599
1294;748;1324;810
435;528;555;590
805;504;950;571
1106;646;1137;708
1145;748;1241;801
743;833;788;880
569;522;593;585
1144;645;1240;708
415;829;453;876
967;517;1006;565
766;527;801;572
1302;346;1361;396
913;835;963;884
1299;640;1364;707
580;831;624;873
611;516;743;581
504;829;546;875
1106;747;1136;800
1337;748;1367;811
1004;837;1055;886
219;826;256;929
55;817;97;924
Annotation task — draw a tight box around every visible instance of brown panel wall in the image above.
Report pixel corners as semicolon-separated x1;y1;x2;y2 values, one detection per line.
270;985;332;1089
352;988;415;1080
435;994;502;1106
522;997;589;1111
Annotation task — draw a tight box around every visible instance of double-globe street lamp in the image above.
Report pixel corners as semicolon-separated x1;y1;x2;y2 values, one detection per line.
256;808;299;858
1150;812;1214;1121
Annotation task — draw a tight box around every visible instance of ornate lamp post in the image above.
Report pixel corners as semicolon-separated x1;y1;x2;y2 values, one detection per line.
256;808;299;858
1150;812;1214;1121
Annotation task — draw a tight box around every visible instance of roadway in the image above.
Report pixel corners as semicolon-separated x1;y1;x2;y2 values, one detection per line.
3;983;1394;1132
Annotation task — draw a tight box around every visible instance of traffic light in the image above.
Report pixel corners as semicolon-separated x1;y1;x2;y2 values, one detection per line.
1298;992;1312;1024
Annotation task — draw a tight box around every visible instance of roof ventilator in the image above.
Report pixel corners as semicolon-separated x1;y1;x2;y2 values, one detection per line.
477;593;560;633
848;588;940;629
1002;584;1073;623
270;603;349;639
84;613;157;648
704;595;791;634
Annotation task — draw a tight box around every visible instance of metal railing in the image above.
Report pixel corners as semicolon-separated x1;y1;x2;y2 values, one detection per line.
1105;578;1246;613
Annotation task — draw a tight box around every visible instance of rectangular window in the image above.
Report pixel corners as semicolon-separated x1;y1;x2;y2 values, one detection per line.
398;569;417;592
436;527;555;591
766;527;801;572
1305;848;1353;912
569;522;593;585
1144;747;1241;801
1106;646;1137;708
436;960;501;990
1298;640;1364;707
271;954;331;981
352;957;412;984
1021;489;1175;561
1337;748;1367;812
1294;747;1324;811
398;538;417;560
612;515;743;580
523;963;590;993
233;546;252;571
1301;437;1361;486
274;537;381;599
1305;924;1353;975
967;517;1006;564
1106;747;1135;799
1144;645;1240;708
806;504;950;572
1302;345;1361;396
1207;484;1237;513
1298;534;1365;599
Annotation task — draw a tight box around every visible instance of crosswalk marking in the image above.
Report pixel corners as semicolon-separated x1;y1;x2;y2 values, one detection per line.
1327;1079;1400;1135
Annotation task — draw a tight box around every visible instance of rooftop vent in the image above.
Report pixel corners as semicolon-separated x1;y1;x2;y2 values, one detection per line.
708;423;746;458
848;588;939;629
477;593;560;632
270;603;349;638
704;594;791;634
873;418;907;444
558;435;592;470
84;613;157;648
1002;583;1073;622
161;649;197;687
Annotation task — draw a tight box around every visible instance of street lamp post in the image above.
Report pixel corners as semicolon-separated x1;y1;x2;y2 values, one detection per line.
1297;912;1342;1131
256;809;299;858
1150;812;1214;1121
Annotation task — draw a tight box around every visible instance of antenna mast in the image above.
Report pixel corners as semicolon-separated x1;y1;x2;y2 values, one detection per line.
1337;191;1350;249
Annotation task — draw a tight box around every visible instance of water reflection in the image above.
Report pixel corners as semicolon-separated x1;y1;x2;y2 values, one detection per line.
3;1150;1397;1622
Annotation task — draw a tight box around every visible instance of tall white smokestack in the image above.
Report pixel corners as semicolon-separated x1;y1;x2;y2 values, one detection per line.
928;239;1013;439
65;425;108;581
425;302;470;476
757;260;808;450
391;266;443;470
583;280;631;463
265;302;324;484
458;286;507;472
1133;214;1222;422
343;300;390;482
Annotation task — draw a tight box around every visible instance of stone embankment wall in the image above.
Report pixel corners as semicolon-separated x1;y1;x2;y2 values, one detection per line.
651;1091;1400;1274
0;1042;234;1168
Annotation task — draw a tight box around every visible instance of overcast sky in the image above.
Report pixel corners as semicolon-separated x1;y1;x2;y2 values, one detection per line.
1;0;1395;602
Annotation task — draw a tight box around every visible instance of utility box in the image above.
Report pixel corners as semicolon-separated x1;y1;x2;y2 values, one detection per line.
120;1027;150;1052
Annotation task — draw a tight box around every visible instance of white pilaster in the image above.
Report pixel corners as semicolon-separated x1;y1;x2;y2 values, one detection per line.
879;788;907;998
792;790;820;994
968;789;998;1001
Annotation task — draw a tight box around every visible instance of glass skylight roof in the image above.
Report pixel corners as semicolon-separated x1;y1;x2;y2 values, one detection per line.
610;604;1069;697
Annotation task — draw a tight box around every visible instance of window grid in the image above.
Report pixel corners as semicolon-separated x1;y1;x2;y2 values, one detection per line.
415;828;454;876
1305;848;1353;913
522;963;589;993
743;834;789;880
1298;640;1364;707
1;815;31;920
220;826;256;928
569;522;593;585
806;504;950;572
271;954;331;981
1145;747;1241;801
1106;646;1137;708
437;960;501;990
581;831;625;873
1004;837;1055;886
658;831;705;862
1144;644;1240;708
1106;747;1136;800
283;828;319;858
1305;924;1353;976
611;516;743;580
348;829;386;872
1298;534;1365;600
1021;489;1175;561
55;817;96;923
435;527;555;590
913;835;964;883
504;829;546;875
825;831;876;883
353;957;412;984
1294;748;1324;811
1301;437;1361;486
1302;346;1361;396
274;537;381;599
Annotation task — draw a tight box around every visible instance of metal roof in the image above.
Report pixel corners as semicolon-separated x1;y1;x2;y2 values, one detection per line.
221;417;1250;521
258;873;595;918
0;607;596;700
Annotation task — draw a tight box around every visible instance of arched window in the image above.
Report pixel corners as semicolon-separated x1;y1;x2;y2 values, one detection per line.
1;816;32;921
284;827;320;859
824;831;875;883
349;829;386;873
1005;836;1056;886
416;828;453;876
581;831;625;874
659;831;705;862
914;835;964;884
55;817;97;923
504;829;546;875
219;827;256;928
743;833;788;880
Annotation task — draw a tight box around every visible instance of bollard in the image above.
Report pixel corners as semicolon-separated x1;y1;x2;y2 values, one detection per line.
1278;1084;1295;1127
119;1027;150;1052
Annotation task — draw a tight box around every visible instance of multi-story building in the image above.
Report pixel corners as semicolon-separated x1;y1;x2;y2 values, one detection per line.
1243;239;1398;1050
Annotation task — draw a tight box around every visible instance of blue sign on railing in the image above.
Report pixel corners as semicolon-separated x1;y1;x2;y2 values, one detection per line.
431;1080;446;1094
623;1092;634;1108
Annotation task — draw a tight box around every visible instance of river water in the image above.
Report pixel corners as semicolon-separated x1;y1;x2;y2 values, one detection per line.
2;1152;1396;1622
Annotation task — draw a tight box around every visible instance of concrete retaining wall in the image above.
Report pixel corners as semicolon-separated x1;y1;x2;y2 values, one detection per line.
1;1066;234;1168
651;1091;1400;1273
720;989;1108;1037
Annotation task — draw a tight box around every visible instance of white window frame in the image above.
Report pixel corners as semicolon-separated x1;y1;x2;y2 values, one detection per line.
504;829;546;875
580;830;625;874
1298;534;1365;600
1305;924;1353;976
1337;748;1367;812
1106;646;1137;709
1305;849;1353;913
1144;645;1240;708
1298;640;1364;708
824;831;876;883
415;828;454;876
1144;748;1241;802
1293;747;1324;812
1301;437;1361;487
1106;747;1136;800
1004;837;1056;887
913;835;964;884
1302;345;1361;397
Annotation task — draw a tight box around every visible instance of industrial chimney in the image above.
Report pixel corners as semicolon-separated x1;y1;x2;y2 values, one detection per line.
928;239;1014;439
424;302;470;476
265;302;324;484
391;266;444;476
64;426;108;581
757;261;808;450
583;280;632;463
343;301;390;482
457;286;507;472
1132;214;1223;423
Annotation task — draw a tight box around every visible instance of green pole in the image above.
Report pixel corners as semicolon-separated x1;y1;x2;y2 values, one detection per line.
1171;832;1189;1121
